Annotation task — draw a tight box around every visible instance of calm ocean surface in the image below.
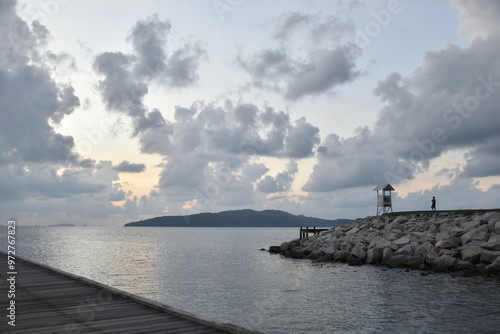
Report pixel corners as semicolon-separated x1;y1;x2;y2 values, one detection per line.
2;226;500;334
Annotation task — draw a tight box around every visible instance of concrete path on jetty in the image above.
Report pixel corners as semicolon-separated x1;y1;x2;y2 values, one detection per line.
0;252;262;334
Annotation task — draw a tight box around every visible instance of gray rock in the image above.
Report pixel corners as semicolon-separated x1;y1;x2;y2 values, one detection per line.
393;216;408;225
484;212;500;221
291;247;306;258
386;255;411;268
280;242;289;251
324;246;337;255
394;236;411;246
396;244;414;256
306;250;324;260
461;220;482;232
382;247;395;264
373;237;392;249
269;246;282;253
351;243;367;261
455;260;474;271
366;248;383;264
495;221;500;235
347;255;364;266
346;227;360;236
432;254;457;269
435;232;448;241
406;256;425;269
460;246;485;264
418;234;435;244
340;240;353;252
461;229;489;245
435;235;460;249
481;237;500;251
450;227;466;237
317;254;333;262
333;251;343;262
479;250;500;264
415;241;434;256
486;258;500;273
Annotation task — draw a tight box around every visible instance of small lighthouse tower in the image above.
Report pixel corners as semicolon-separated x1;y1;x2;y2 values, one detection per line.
374;184;395;216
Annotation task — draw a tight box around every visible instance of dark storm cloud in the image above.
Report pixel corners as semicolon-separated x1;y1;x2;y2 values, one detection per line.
113;161;146;173
237;12;361;100
0;0;80;165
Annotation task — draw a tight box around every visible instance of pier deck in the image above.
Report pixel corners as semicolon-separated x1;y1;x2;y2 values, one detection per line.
0;252;261;334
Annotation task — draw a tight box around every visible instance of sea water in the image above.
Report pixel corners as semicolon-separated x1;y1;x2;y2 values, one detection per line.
1;226;499;334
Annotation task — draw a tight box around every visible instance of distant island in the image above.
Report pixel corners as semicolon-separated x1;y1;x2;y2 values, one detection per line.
49;223;75;227
124;209;351;228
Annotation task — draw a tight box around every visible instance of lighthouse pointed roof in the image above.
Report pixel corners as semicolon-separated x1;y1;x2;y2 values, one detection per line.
373;184;395;191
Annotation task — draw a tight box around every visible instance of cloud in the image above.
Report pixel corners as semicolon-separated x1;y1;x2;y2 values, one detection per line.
93;14;207;135
257;160;298;193
0;0;80;166
237;12;361;100
303;2;500;192
113;161;146;173
303;128;397;192
452;0;500;40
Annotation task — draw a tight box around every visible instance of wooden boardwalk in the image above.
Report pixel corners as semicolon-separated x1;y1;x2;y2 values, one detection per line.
0;252;263;334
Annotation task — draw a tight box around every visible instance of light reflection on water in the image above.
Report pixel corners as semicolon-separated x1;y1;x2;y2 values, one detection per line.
1;226;499;334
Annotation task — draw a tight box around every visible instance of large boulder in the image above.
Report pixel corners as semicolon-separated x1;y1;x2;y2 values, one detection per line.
450;227;466;237
386;255;411;268
393;216;408;225
395;244;414;256
291;247;306;259
366;247;383;264
454;260;474;271
306;250;324;260
460;246;485;264
406;256;425;269
317;254;333;262
480;250;500;264
269;246;282;254
495;221;500;235
486;258;500;274
435;235;460;249
351;243;367;261
481;236;500;251
432;254;457;269
347;255;364;266
415;241;434;256
381;247;395;264
461;229;489;245
394;236;411;246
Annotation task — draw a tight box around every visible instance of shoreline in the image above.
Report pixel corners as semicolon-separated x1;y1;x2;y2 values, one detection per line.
269;210;500;278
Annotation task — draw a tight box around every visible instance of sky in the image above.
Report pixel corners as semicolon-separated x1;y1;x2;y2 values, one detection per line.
1;0;499;226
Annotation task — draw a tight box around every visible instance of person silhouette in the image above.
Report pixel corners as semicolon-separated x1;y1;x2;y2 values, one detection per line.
431;196;436;211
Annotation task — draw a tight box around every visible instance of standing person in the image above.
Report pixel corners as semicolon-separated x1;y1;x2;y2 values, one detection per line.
431;196;436;211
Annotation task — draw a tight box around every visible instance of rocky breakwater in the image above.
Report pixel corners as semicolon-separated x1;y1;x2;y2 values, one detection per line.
269;211;500;276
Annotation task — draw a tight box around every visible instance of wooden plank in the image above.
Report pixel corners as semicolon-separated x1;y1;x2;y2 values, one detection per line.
0;252;263;334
